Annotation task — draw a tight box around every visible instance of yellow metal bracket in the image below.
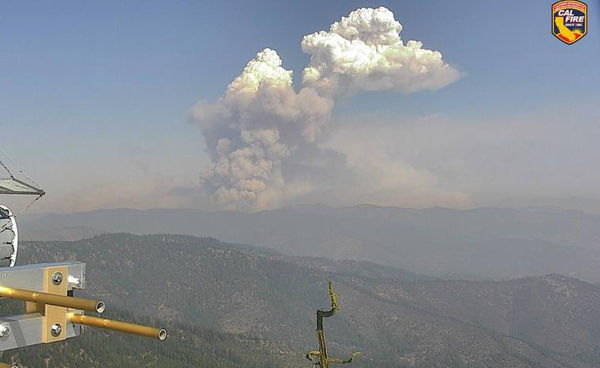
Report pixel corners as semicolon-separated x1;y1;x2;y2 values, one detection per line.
42;265;68;343
0;261;166;366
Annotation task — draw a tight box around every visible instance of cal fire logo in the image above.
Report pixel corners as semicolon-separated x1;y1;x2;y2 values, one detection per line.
552;0;587;44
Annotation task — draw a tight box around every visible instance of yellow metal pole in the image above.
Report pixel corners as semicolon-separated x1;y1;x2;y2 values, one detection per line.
69;313;167;341
0;286;105;313
0;363;17;368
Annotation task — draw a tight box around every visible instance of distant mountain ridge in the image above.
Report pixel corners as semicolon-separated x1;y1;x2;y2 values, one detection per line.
20;205;600;281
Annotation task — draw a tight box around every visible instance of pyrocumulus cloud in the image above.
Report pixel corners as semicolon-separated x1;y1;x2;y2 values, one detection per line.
191;7;460;210
301;7;460;95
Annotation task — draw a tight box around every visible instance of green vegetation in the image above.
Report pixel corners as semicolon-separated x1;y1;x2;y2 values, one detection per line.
1;233;599;367
0;309;293;368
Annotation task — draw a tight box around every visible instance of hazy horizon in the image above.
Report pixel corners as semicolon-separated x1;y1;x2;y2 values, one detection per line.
8;197;600;217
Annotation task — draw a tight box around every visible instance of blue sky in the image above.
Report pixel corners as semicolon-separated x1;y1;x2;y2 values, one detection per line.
1;0;599;212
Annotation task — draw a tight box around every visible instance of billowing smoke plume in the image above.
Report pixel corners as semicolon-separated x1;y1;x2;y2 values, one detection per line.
301;7;460;95
191;7;459;210
192;49;333;208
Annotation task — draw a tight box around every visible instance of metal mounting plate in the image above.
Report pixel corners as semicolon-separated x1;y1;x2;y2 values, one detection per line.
0;262;86;351
0;262;85;292
0;313;81;351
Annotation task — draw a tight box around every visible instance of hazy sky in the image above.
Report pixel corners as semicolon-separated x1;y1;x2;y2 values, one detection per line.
1;0;599;213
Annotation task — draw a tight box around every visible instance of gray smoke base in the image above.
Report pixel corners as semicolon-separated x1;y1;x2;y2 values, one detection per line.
191;7;460;210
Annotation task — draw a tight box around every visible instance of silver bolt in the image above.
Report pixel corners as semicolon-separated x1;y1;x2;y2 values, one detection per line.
50;323;62;337
52;272;63;285
0;323;10;337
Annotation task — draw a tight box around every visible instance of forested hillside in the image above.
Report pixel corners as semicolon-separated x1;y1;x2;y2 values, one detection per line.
0;304;293;368
3;233;600;367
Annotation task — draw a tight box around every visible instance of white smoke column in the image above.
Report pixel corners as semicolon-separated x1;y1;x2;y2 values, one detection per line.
192;7;459;210
301;7;460;95
191;49;333;209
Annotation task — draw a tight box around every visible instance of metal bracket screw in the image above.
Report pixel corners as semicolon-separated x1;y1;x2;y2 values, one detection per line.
50;323;62;337
51;272;63;285
0;324;10;337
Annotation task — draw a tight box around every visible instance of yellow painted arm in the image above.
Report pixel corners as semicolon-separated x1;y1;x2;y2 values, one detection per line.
328;352;361;364
328;282;339;312
306;350;321;360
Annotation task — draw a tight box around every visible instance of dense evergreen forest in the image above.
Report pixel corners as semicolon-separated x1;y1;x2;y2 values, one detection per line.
0;306;294;368
1;233;599;367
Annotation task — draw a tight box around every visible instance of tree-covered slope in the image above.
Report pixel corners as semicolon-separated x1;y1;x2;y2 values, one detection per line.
6;233;600;367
